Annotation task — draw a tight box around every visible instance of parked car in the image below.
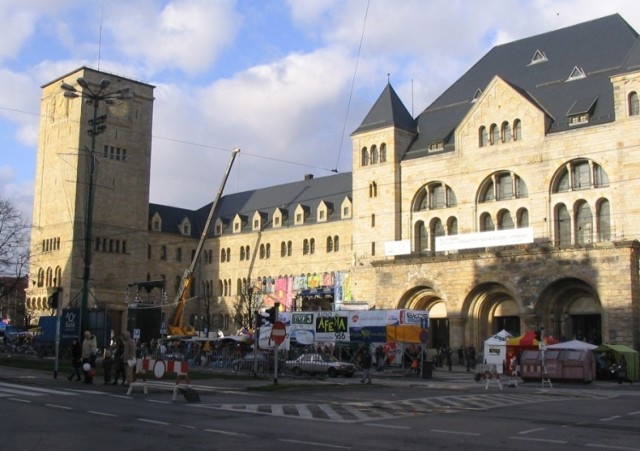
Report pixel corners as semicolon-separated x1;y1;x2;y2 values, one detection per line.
285;353;356;378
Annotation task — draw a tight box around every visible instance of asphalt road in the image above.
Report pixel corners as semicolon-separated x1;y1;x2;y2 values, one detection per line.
1;364;638;450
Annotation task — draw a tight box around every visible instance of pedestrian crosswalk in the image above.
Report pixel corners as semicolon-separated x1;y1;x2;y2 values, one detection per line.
0;381;78;398
193;391;616;423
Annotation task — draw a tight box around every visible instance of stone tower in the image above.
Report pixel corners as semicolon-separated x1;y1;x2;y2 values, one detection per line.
26;67;155;332
349;83;416;304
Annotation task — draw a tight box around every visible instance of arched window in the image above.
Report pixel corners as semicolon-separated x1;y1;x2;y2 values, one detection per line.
517;208;529;228
555;204;571;246
447;217;458;236
430;218;445;252
371;145;378;164
479;126;488;147
480;212;495;231
259;244;265;259
281;241;287;257
629;91;639;116
265;243;271;258
54;267;62;287
480;172;527;202
334;236;340;252
490;124;499;145
379;143;387;162
287;241;292;256
369;182;377;198
326;236;334;252
513;119;522;140
221;248;226;262
46;267;53;287
597;198;611;241
310;238;315;254
303;239;309;255
575;200;593;245
361;147;369;166
240;246;246;261
552;159;609;192
415;221;428;253
501;121;511;143
498;209;514;230
413;183;457;211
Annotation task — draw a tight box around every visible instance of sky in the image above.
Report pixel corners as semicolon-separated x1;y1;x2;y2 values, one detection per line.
1;0;639;221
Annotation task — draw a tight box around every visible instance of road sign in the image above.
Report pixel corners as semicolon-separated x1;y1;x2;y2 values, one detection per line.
270;321;286;345
419;328;429;344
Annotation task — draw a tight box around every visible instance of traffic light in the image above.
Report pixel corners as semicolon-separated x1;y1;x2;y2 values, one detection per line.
264;302;280;324
48;289;60;309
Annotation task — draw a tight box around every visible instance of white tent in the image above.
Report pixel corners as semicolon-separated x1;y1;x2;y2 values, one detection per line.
483;330;512;374
546;339;597;350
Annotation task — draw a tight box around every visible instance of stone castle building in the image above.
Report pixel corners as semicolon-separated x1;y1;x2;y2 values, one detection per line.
26;14;640;351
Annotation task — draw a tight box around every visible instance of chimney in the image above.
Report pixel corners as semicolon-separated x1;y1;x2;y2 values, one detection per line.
304;174;314;180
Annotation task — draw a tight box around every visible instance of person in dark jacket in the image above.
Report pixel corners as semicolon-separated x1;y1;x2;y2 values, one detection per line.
67;339;82;381
360;347;373;384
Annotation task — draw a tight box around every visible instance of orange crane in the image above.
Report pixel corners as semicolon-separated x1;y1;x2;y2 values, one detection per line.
168;148;240;336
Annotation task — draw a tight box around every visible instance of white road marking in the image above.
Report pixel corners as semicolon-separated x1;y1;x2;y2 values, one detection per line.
279;439;351;449
431;429;481;436
88;411;117;417
137;418;170;426
510;436;567;444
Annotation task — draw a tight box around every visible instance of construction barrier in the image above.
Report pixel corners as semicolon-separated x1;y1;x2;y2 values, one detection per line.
127;358;192;401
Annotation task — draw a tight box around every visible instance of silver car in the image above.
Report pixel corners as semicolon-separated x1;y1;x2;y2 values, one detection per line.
285;353;356;378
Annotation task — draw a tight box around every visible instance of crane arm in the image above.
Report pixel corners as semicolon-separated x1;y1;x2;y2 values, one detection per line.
168;148;240;336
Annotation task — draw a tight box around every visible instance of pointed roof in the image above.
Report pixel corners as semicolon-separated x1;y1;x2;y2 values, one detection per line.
352;83;416;135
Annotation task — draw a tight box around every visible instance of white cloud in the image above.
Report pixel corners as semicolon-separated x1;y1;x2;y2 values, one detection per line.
106;0;242;75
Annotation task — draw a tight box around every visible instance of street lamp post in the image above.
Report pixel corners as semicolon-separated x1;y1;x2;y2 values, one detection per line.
60;77;134;336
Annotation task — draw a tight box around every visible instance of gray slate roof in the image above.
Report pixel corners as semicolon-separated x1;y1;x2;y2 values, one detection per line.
356;14;639;161
352;83;416;135
149;172;352;237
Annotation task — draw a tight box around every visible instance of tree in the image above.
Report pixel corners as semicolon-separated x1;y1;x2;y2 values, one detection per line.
0;199;30;280
0;199;30;324
233;286;263;332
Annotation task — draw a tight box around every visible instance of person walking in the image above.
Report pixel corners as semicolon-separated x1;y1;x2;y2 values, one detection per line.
102;350;113;384
360;347;373;384
81;330;97;384
67;339;82;381
111;337;125;385
122;331;136;386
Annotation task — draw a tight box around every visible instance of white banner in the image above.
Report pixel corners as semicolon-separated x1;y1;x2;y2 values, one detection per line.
436;227;533;252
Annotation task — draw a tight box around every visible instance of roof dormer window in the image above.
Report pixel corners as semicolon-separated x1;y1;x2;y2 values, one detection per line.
566;66;586;82
529;50;548;65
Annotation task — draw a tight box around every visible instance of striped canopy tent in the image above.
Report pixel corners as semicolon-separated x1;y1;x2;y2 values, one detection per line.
506;331;559;348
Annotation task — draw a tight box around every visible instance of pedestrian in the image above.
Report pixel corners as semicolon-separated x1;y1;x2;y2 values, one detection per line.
617;356;632;384
67;339;82;381
102;350;113;384
360;347;373;384
374;345;385;372
111;337;125;385
81;330;97;384
122;330;136;386
446;347;453;371
457;346;464;366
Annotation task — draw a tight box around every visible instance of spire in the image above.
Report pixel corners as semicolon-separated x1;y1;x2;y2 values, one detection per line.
352;83;415;135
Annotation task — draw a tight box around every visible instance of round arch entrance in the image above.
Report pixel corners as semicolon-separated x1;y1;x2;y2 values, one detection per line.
538;278;602;344
398;286;449;349
463;283;522;348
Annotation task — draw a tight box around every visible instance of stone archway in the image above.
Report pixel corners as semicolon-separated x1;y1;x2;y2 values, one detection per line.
397;285;447;348
463;282;521;349
538;278;602;344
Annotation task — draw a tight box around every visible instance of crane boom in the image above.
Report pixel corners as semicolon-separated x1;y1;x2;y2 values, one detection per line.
168;148;240;336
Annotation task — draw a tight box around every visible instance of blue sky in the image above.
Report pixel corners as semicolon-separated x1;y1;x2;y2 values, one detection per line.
1;0;639;220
